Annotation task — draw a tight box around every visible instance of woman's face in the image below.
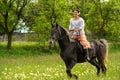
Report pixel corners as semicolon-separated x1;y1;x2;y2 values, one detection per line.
73;10;79;17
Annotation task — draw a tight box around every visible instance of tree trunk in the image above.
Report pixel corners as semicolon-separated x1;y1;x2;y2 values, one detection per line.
7;32;12;50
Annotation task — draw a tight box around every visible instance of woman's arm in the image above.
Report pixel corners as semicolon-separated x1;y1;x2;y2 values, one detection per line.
78;18;84;30
70;28;81;32
69;19;74;31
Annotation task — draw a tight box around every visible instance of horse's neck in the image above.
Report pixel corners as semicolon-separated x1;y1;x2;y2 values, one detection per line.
58;36;70;52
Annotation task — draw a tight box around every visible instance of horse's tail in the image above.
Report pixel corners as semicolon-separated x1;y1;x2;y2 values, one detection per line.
99;39;108;61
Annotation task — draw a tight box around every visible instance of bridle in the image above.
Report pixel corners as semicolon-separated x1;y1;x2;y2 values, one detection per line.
51;25;69;41
56;27;68;41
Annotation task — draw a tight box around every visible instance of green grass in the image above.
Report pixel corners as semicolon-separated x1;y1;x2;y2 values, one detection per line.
0;42;120;80
0;41;57;57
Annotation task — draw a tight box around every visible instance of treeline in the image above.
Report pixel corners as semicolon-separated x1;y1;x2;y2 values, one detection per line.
0;0;120;49
24;0;120;41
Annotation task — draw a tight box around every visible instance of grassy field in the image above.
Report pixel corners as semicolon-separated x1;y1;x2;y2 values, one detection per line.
0;42;120;80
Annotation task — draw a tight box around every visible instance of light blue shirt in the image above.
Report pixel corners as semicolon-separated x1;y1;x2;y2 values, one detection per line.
69;18;85;35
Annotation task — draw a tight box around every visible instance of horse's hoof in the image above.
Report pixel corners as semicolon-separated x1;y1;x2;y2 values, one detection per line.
97;73;100;77
73;74;78;80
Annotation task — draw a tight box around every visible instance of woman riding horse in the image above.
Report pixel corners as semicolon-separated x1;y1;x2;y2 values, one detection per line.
69;9;91;61
49;23;108;80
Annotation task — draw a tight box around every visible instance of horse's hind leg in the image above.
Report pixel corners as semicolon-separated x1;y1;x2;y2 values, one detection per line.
89;59;100;76
101;62;107;75
97;55;107;75
65;60;78;80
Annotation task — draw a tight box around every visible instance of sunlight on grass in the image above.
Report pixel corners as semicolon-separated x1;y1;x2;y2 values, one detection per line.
0;55;67;80
0;53;120;80
0;42;120;80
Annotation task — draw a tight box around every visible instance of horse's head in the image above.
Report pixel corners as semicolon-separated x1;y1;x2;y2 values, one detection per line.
49;23;62;45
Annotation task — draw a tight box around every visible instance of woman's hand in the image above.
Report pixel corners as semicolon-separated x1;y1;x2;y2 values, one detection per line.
74;29;80;32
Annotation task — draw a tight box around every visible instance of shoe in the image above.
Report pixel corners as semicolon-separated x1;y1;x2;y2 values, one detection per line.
87;56;90;61
85;55;90;61
85;49;90;61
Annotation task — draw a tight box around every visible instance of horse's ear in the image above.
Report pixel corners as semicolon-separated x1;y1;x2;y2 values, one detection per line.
51;23;58;28
55;23;59;29
55;23;58;27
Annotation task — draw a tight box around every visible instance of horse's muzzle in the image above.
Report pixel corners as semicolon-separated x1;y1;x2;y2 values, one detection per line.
48;38;56;45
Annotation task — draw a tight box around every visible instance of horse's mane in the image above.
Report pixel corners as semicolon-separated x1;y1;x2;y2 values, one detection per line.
58;25;75;42
58;25;69;36
57;25;72;42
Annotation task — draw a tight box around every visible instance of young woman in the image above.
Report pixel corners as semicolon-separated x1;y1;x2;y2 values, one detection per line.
69;9;90;60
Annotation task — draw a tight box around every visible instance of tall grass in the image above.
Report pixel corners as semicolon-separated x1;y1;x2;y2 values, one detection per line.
0;41;58;58
0;42;120;80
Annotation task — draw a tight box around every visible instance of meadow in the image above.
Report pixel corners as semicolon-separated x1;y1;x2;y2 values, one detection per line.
0;42;120;80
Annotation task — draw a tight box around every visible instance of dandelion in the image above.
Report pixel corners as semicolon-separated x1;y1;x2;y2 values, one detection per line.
21;72;26;79
29;72;34;76
4;68;7;71
5;75;11;80
55;73;59;76
14;73;18;79
37;70;40;74
2;71;7;75
81;73;84;76
17;66;21;70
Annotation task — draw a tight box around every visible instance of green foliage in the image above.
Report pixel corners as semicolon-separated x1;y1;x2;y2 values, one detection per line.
24;0;72;42
0;0;29;31
0;0;30;49
0;27;5;34
23;0;120;42
86;0;120;40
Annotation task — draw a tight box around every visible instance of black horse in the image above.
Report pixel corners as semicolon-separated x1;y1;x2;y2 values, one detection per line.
49;23;108;79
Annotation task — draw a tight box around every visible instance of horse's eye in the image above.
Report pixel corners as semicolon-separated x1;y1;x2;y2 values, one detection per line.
51;29;55;35
53;30;57;33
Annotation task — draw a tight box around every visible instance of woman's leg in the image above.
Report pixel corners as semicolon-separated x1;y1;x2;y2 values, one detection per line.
78;35;91;60
84;48;90;61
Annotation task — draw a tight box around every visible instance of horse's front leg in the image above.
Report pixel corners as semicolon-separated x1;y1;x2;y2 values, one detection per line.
65;60;78;80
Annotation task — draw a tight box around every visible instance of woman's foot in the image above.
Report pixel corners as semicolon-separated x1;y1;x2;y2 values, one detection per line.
85;49;90;61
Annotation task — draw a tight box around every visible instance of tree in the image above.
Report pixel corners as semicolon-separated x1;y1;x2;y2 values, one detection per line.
0;0;29;49
24;0;72;43
0;27;5;35
23;0;120;43
86;0;120;40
